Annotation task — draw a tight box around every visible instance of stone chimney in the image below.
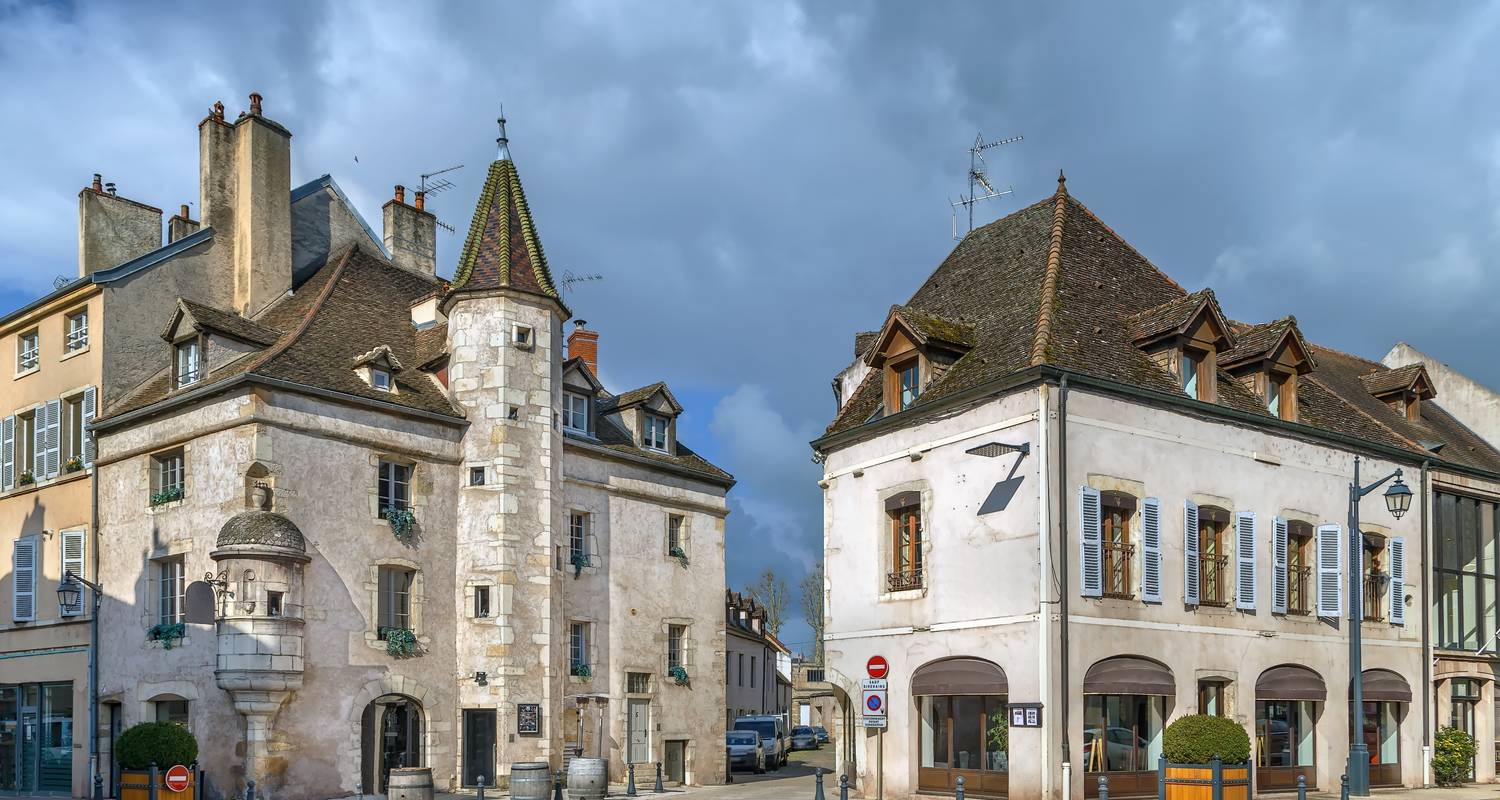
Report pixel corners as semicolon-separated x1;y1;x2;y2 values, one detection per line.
383;184;437;275
568;320;599;375
199;93;293;316
167;204;201;244
77;173;162;276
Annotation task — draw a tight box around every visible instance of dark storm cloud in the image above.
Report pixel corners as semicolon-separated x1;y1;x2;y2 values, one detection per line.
4;1;1500;650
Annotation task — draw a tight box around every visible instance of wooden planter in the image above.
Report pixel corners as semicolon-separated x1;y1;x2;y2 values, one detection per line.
1159;757;1250;800
118;769;196;800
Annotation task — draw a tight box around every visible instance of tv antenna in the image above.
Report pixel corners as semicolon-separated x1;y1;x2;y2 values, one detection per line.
417;164;464;196
560;269;604;294
950;132;1023;239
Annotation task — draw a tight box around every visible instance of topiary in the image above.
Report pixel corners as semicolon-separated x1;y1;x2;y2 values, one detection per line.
117;721;198;770
1162;714;1250;765
1434;726;1476;785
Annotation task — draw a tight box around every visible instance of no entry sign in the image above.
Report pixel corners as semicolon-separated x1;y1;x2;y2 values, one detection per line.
866;655;888;679
164;765;192;793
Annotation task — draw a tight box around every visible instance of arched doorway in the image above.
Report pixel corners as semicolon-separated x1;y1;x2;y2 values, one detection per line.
1355;669;1410;787
1083;655;1174;798
912;657;1008;796
361;694;423;794
1255;664;1324;791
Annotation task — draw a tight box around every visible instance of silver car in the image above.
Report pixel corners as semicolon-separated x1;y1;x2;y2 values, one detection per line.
726;731;765;773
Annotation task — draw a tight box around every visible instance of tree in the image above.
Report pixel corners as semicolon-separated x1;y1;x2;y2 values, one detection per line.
744;569;790;636
799;561;825;663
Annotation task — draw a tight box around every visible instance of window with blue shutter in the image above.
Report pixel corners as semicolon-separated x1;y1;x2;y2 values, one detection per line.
1388;537;1406;626
1271;518;1289;615
1079;486;1102;598
1235;512;1257;610
1183;500;1200;605
1317;523;1343;619
1140;498;1163;603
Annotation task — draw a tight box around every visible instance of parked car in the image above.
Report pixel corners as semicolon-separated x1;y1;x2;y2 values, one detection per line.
733;715;787;768
726;730;766;773
813;726;830;744
790;725;820;751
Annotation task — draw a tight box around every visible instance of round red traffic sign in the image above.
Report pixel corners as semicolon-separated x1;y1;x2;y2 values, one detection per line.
867;655;888;679
164;765;192;793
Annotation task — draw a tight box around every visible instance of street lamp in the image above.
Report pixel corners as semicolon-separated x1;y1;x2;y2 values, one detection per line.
1347;457;1409;796
57;570;101;614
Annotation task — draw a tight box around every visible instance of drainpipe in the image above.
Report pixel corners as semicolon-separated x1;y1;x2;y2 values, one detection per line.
89;428;101;797
1420;459;1432;786
1037;384;1054;798
1058;376;1072;800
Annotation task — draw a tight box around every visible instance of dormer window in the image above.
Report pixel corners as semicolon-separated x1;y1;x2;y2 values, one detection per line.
1359;363;1434;425
352;345;404;395
563;392;591;435
371;368;393;392
643;413;669;452
1129;290;1233;406
1218;317;1313;423
897;358;921;410
864;306;976;417
1181;349;1203;399
174;339;201;388
1267;374;1283;417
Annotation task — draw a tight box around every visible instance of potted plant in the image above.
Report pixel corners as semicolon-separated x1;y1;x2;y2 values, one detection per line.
116;721;198;800
571;661;593;678
150;486;183;506
987;710;1009;771
146;623;186;649
384;507;417;543
570;550;589;578
1435;726;1476;785
669;546;689;568
1159;715;1251;800
18;471;34;486
381;627;420;658
64;456;84;473
668;664;689;685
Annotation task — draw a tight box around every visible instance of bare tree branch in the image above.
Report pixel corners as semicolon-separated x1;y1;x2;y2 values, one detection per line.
744;568;790;637
799;561;825;663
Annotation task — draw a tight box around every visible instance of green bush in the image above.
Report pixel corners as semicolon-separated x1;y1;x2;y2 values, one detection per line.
1161;714;1250;765
117;722;198;770
1434;726;1476;785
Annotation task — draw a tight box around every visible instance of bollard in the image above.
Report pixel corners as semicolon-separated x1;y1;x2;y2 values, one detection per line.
245;778;257;800
554;770;564;800
839;774;849;800
655;762;664;793
628;762;638;795
94;772;104;800
149;764;159;800
477;774;486;800
1098;774;1109;800
726;748;733;785
956;774;966;800
1297;774;1307;800
815;768;826;800
1340;774;1349;800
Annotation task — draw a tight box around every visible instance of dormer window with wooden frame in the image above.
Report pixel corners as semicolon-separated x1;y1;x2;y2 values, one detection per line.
1129;290;1234;406
1219;317;1315;422
174;338;202;388
864;305;975;417
1360;364;1435;423
352;345;405;396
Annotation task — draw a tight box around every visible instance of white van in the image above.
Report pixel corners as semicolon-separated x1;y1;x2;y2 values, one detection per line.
732;715;788;768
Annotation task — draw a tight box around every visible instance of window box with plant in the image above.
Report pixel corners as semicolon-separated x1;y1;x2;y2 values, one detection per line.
668;665;690;685
379;627;421;658
151;486;184;506
64;455;83;473
669;546;689;568
146;622;186;649
1158;714;1251;800
384;507;418;543
571;661;593;679
18;470;35;487
116;722;199;800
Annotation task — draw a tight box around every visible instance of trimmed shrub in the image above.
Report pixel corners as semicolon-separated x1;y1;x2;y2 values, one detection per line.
117;722;198;770
1434;726;1476;785
1161;714;1250;765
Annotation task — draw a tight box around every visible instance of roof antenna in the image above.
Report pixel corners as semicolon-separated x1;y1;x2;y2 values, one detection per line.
496;104;511;161
560;269;604;294
950;131;1023;240
415;163;465;234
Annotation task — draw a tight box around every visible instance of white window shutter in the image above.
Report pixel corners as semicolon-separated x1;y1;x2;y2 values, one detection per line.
60;530;85;617
1389;537;1406;626
1;415;13;490
33;408;46;478
12;537;37;622
1079;486;1102;598
44;399;61;478
1183;500;1200;605
1317;523;1343;619
1140;497;1163;603
1271;517;1289;615
1235;511;1257;610
81;386;97;467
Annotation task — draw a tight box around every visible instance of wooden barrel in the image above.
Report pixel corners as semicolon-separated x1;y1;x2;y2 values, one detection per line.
387;767;434;800
510;762;551;800
566;758;608;800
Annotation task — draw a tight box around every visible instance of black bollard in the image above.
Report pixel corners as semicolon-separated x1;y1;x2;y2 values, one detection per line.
1297;774;1307;800
628;762;638;795
554;770;564;800
1340;774;1349;800
1098;774;1109;800
655;761;664;793
815;768;825;800
245;778;257;800
94;772;104;800
726;748;733;785
839;774;849;800
955;774;966;800
149;764;159;800
477;774;486;800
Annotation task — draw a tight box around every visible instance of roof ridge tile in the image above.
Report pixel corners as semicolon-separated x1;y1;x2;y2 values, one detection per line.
1029;175;1070;366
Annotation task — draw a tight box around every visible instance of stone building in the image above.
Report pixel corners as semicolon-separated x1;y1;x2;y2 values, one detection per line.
83;98;731;799
813;176;1500;799
724;591;791;727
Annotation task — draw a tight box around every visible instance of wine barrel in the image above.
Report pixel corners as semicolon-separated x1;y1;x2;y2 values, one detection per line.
510;762;551;800
387;767;434;800
566;758;608;800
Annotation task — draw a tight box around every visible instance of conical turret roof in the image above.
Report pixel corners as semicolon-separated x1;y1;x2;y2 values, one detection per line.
447;133;564;309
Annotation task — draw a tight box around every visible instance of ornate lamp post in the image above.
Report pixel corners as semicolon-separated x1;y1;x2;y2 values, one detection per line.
1347;456;1412;796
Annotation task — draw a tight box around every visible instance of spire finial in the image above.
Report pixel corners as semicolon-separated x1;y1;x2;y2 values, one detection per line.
496;104;511;161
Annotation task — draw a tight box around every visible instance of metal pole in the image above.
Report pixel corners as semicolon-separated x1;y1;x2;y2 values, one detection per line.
245;778;256;800
1340;773;1349;800
956;774;966;800
149;764;159;800
1158;755;1166;800
840;773;849;800
655;761;664;793
1098;774;1109;800
725;748;732;785
1297;774;1307;800
553;770;564;800
815;768;826;800
1348;457;1370;796
876;727;884;800
628;762;637;795
476;774;486;800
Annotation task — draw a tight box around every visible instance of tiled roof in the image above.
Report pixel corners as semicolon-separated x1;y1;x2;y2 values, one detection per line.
1359;363;1429;397
447;156;563;307
821;180;1500;476
171;297;280;346
598;382;682;415
891;305;977;350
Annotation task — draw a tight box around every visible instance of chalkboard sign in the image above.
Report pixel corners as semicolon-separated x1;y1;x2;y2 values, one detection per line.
517;703;541;735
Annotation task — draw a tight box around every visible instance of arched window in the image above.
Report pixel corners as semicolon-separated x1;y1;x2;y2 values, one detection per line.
1083;656;1173;796
913;658;1008;795
1256;665;1324;790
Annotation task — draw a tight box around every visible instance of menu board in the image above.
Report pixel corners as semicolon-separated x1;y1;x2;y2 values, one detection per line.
517;703;541;735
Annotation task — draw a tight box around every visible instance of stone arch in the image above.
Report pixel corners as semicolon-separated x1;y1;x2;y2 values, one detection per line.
343;676;435;794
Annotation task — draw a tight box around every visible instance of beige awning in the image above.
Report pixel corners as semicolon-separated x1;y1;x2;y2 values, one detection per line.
1083;657;1175;696
911;658;1007;696
1257;665;1327;701
1359;669;1412;703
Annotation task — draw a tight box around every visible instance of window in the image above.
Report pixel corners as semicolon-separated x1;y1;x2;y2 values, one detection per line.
512;324;533;349
897;359;920;410
174;339;201;388
1181;349;1202;399
371;368;392;392
628;672;651;694
1256;700;1315;768
667;624;686;669
1084;695;1164;773
1359;701;1399;769
737;653;745;686
887;493;923;591
1198;679;1227;716
570;622;591;674
1267;375;1281;416
377;566;414;635
377;460;410;517
156;557;185;625
474;585;491;618
1287;522;1315;615
1435;492;1497;650
15;410;36;480
750;656;757;688
266;591;283;617
154;698;190;728
1101;493;1136;599
469;466;485;486
667;514;684;554
65;311;88;352
563;393;591;434
17;330;38;372
1198;507;1231;607
920;695;1009;778
152;449;185;503
63;394;85;464
569;512;587;560
643;413;669;451
1363;534;1388;622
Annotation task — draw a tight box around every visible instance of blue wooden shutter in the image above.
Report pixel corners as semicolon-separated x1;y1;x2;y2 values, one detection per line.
81;386;97;467
1317;523;1343;619
1;415;13;490
1079;486;1102;598
12;536;37;622
60;530;86;617
1235;511;1257;610
1271;517;1289;615
1141;497;1163;603
1183;500;1200;605
1389;537;1406;626
44;398;61;478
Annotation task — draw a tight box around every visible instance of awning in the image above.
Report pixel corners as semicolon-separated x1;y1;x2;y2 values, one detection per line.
1083;656;1174;696
1359;669;1413;703
1257;665;1327;701
912;658;1007;696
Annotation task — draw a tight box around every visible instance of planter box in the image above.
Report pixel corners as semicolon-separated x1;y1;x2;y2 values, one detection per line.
1159;757;1250;800
119;769;196;800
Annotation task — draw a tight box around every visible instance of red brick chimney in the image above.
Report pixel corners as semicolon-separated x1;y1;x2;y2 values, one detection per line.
568;320;599;375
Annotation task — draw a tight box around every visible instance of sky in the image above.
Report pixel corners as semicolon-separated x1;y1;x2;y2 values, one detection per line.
4;1;1500;653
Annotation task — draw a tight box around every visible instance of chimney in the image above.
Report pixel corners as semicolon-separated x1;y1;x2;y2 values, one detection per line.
167;204;201;244
78;173;163;276
383;184;437;275
199;93;293;316
568;320;599;375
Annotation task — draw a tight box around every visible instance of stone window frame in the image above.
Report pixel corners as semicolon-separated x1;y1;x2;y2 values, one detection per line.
1085;475;1148;605
664;511;690;560
364;557;428;653
62;307;90;359
15;328;39;376
464;577;500;621
512;322;535;351
876;481;931;602
369;453;424;523
146;444;190;514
